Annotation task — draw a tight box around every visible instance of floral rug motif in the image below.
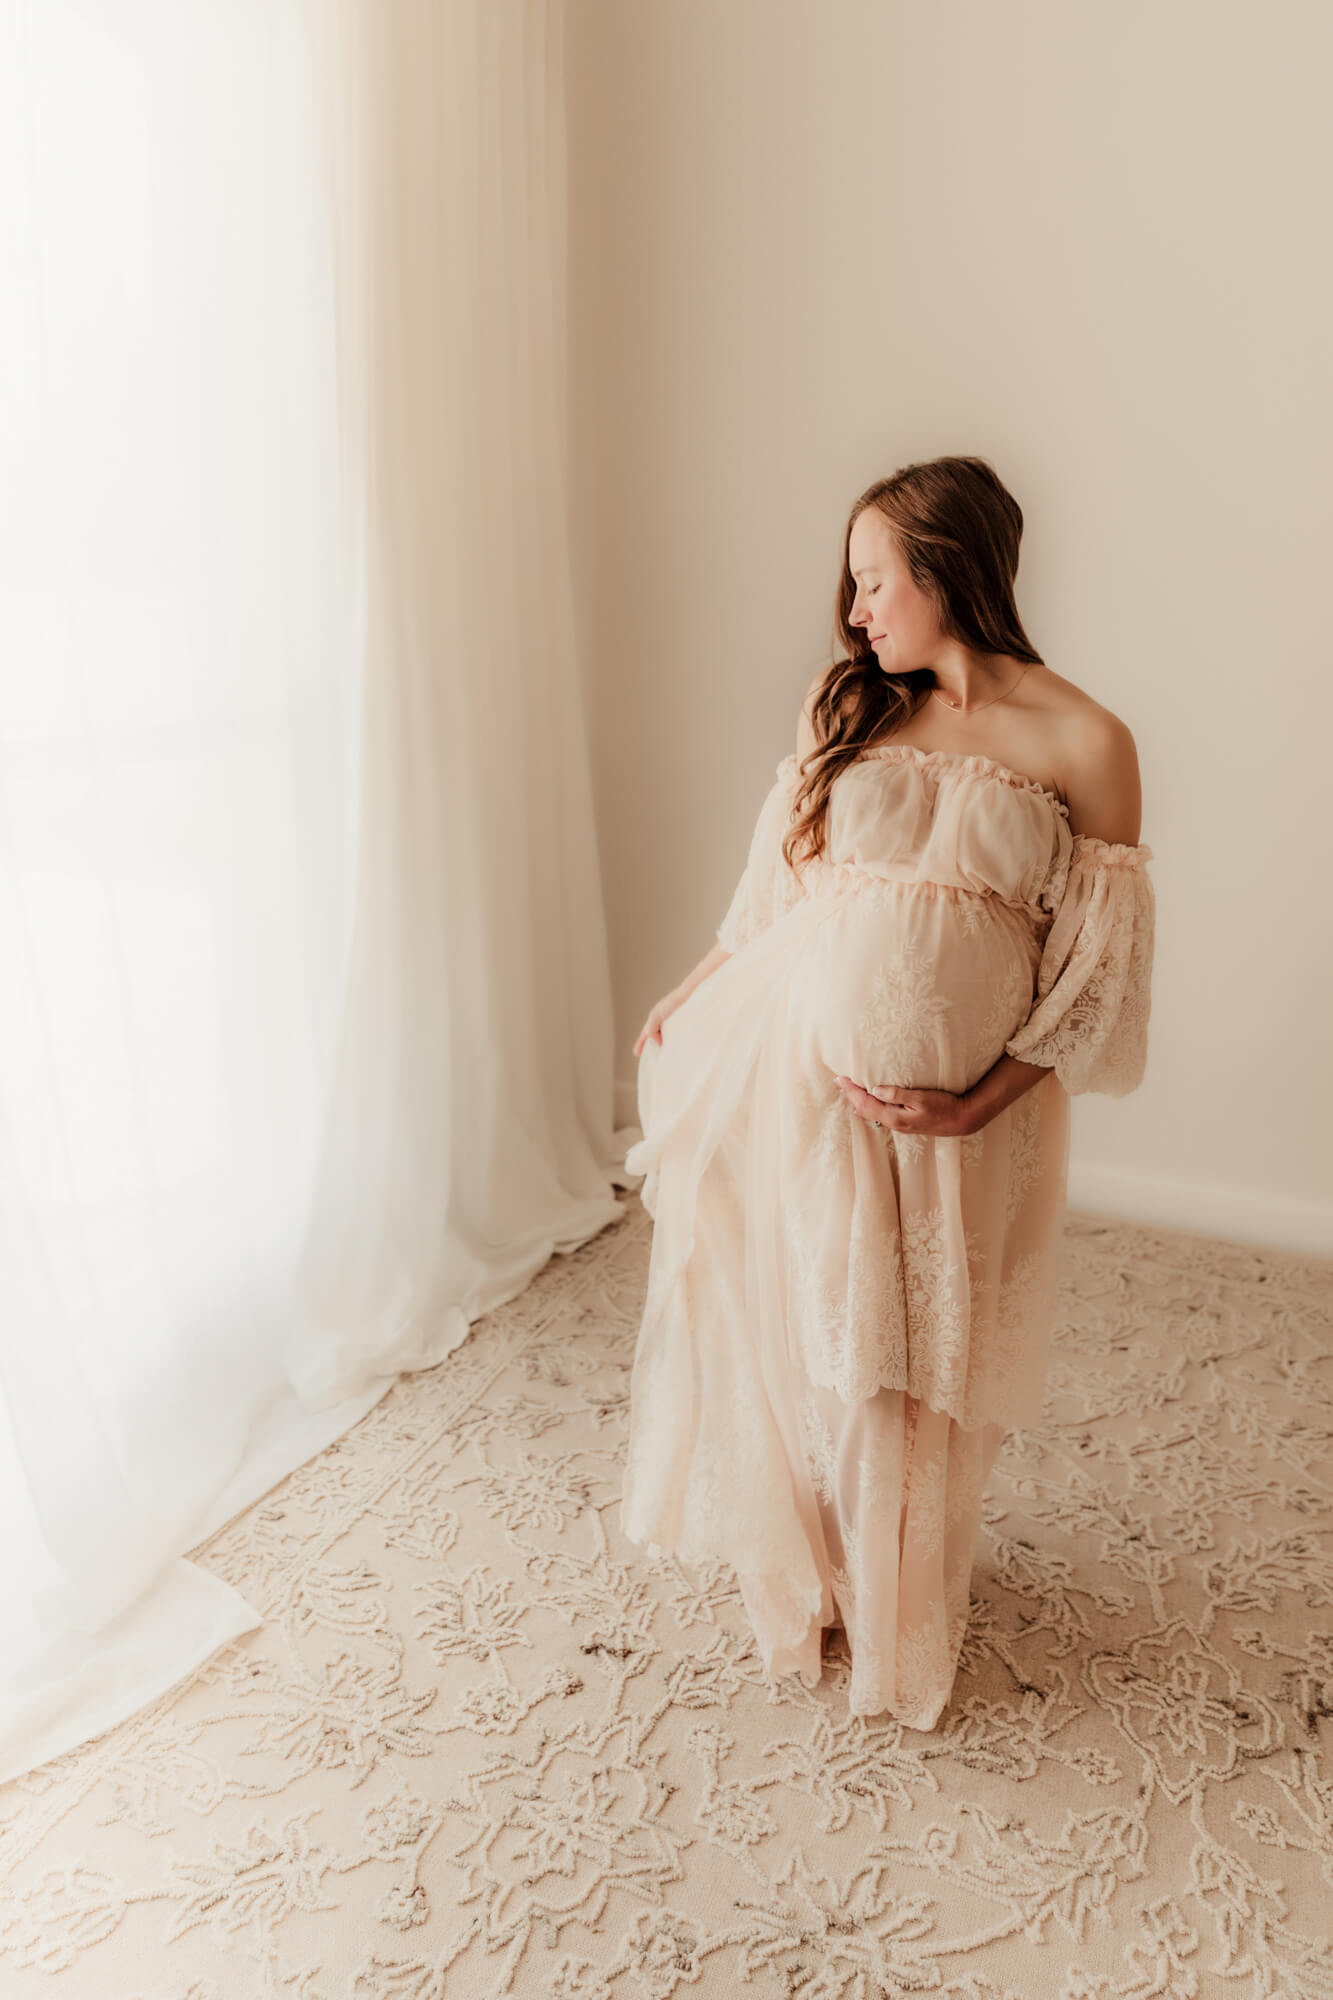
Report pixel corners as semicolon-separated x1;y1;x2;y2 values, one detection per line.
1;1200;1331;1999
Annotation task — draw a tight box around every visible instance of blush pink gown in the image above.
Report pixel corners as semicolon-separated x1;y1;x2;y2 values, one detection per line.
621;743;1156;1729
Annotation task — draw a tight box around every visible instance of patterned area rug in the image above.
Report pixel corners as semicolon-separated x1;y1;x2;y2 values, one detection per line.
2;1199;1332;2000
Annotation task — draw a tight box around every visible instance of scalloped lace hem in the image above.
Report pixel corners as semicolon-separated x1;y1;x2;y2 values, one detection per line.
795;1346;1039;1438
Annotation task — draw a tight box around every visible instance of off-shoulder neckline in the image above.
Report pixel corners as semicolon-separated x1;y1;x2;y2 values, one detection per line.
858;741;1072;819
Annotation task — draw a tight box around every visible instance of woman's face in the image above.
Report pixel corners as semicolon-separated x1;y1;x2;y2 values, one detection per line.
846;510;941;675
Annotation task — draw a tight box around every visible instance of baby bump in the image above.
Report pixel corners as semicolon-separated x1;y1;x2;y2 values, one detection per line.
789;880;1040;1095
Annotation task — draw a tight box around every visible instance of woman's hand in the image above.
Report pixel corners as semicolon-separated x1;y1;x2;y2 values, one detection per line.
832;1073;979;1139
634;943;734;1058
634;990;690;1058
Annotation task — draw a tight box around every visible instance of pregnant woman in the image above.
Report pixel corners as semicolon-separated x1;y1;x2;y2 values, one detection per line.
620;455;1156;1730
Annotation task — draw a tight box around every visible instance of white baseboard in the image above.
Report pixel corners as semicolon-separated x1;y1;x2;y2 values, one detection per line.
616;1075;1332;1261
1066;1162;1333;1260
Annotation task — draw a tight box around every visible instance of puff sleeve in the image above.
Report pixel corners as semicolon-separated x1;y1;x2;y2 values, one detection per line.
1004;834;1156;1096
715;753;807;953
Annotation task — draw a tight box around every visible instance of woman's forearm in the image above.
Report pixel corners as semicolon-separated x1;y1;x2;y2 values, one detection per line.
962;1051;1054;1131
676;941;732;1000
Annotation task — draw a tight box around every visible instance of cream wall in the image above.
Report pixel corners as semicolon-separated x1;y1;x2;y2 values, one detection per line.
567;0;1333;1256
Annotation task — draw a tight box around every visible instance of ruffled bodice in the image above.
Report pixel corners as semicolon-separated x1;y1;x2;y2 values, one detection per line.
822;745;1075;912
715;742;1155;1098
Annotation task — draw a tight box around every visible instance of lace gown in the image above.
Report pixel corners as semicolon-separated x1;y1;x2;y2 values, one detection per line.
621;742;1156;1729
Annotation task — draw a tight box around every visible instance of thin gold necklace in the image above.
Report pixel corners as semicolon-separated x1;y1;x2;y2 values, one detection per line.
930;662;1033;715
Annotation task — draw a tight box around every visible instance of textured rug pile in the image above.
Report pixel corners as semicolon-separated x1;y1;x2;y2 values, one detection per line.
2;1200;1331;1999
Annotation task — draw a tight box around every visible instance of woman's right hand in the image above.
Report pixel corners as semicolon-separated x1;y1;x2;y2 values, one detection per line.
633;989;689;1058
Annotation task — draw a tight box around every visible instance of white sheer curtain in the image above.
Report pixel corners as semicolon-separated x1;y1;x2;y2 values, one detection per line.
0;0;631;1786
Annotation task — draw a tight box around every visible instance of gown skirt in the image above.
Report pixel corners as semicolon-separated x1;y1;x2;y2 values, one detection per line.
620;854;1073;1732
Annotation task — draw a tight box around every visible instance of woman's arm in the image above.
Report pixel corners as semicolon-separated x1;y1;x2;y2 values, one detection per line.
679;940;733;997
956;711;1146;1130
1060;710;1142;846
955;1050;1052;1132
640;679;820;1058
633;939;734;1057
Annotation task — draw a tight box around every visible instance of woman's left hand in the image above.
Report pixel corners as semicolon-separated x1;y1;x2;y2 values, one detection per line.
832;1073;977;1139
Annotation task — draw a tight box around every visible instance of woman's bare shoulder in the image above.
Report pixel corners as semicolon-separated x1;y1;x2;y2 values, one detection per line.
1024;661;1123;723
1028;669;1142;843
1027;665;1138;760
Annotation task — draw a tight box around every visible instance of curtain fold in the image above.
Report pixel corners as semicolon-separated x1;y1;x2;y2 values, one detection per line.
283;0;633;1413
0;0;633;1787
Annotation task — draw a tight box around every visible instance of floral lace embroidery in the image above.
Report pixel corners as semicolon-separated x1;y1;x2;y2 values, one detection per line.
854;941;955;1074
1005;836;1156;1097
798;1394;838;1509
1005;1091;1044;1226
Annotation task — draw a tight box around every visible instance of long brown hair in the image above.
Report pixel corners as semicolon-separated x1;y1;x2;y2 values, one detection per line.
781;455;1045;876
